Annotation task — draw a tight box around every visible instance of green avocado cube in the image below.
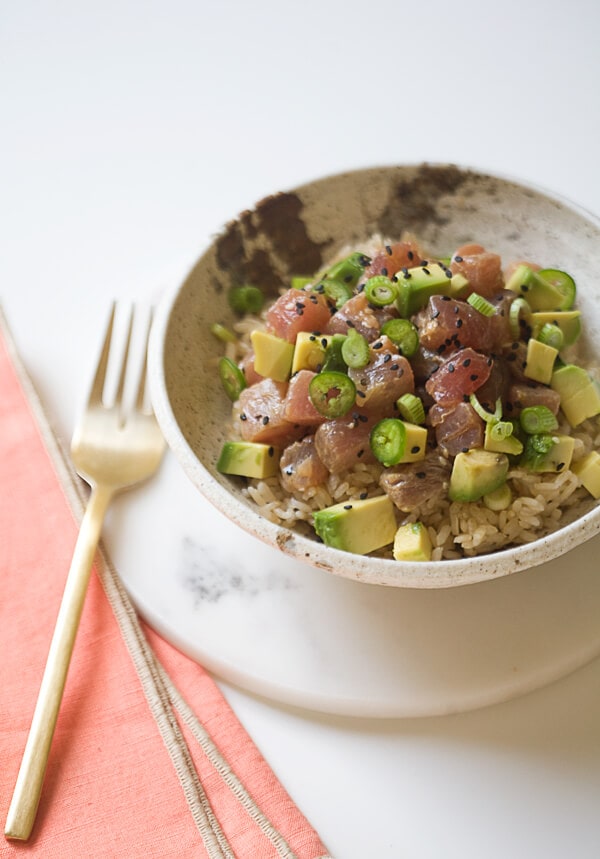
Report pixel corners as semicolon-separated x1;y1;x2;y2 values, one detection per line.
551;364;600;426
397;263;452;317
393;522;433;561
313;495;397;555
217;441;280;478
250;330;294;381
572;451;600;498
524;339;558;385
449;449;509;503
506;264;565;311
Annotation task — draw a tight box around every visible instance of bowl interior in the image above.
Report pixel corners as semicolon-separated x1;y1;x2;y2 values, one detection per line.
150;164;600;587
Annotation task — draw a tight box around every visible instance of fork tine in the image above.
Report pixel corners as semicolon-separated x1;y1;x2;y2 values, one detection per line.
134;309;153;412
87;302;116;406
114;307;134;410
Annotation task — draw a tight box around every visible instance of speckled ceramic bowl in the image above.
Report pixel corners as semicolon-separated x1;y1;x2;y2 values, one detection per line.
149;164;600;587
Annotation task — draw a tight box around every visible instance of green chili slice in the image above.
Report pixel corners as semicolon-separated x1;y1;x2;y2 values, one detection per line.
519;405;559;434
364;276;398;307
536;269;576;310
309;371;356;418
380;318;419;357
370;418;407;467
218;356;247;401
314;278;353;308
228;285;264;314
341;328;370;369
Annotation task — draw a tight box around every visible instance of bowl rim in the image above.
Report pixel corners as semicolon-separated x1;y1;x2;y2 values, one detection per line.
148;162;600;588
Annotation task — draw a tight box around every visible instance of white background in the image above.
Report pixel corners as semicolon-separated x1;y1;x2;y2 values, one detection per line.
2;2;600;857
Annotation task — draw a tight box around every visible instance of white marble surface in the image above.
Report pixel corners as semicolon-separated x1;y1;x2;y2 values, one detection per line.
2;2;600;856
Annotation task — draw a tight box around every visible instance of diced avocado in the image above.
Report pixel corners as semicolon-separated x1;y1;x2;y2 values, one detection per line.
449;449;509;503
530;310;581;347
217;441;280;478
449;272;470;298
521;433;574;473
483;483;513;511
399;422;427;463
484;422;524;455
506;264;565;311
250;330;294;382
397;263;452;317
551;364;600;426
393;522;433;562
291;331;330;374
523;338;558;385
572;451;600;499
313;495;397;555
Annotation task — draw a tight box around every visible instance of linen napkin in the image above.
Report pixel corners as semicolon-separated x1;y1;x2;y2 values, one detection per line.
0;307;330;859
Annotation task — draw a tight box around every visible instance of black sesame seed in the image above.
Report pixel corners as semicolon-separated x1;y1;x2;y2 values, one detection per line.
448;363;455;373
381;267;388;276
358;414;368;423
416;471;426;479
385;244;392;255
357;449;364;458
346;319;356;328
462;446;469;452
268;446;274;456
470;374;478;381
407;250;414;260
373;341;383;349
344;504;353;510
463;394;469;403
383;353;392;363
454;255;463;262
359;491;368;499
455;317;463;328
321;338;328;347
411;446;420;454
356;389;366;398
437;344;447;354
262;416;269;425
463;358;471;367
441;295;451;301
432;310;440;319
240;413;247;421
284;467;293;475
391;364;400;371
557;462;565;471
422;267;430;275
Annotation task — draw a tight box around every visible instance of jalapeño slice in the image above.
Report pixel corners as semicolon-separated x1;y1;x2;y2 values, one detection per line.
309;371;356;418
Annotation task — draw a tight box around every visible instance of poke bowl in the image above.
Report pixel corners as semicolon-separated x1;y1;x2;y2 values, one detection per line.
149;163;600;588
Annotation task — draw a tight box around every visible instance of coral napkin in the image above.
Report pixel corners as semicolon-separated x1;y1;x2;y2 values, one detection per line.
0;307;330;859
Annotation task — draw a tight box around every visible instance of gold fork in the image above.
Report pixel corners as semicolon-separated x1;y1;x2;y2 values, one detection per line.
5;304;166;841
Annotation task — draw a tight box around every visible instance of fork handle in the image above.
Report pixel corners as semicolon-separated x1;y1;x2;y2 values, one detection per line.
4;484;114;841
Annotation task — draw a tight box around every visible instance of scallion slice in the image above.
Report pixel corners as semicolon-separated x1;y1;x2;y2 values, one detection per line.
228;285;264;314
309;371;356;418
489;420;514;441
380;318;419;357
467;292;496;317
396;393;426;425
370;418;407;467
210;322;237;344
536;322;564;351
364;276;399;307
519;405;559;434
218;357;247;401
470;394;502;423
509;297;532;338
341;328;370;369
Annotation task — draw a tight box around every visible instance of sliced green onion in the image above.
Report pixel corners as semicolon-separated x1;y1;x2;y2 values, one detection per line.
309;371;356;418
321;334;347;372
341;328;370;369
314;278;353;308
536;269;576;310
519;405;559;434
228;285;264;314
469;394;502;423
370;418;407;467
466;292;496;317
509;297;532;338
380;318;419;357
218;357;247;401
325;251;371;288
521;432;557;470
537;322;564;351
210;322;237;344
490;420;514;441
396;393;426;425
364;276;399;307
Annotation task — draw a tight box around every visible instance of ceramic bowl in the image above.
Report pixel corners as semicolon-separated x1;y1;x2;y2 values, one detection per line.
149;164;600;587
